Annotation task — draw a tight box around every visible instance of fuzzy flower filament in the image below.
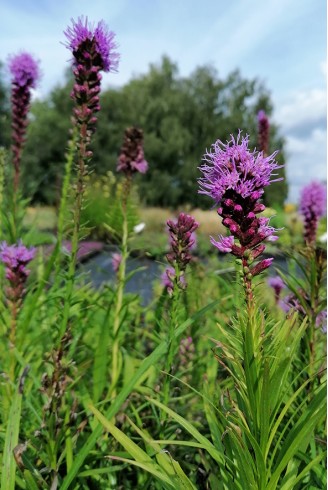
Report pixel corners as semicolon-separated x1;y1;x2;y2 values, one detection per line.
299;181;326;246
9;52;40;193
199;132;282;302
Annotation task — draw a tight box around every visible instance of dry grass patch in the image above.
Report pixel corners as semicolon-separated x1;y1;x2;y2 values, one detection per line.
139;206;225;237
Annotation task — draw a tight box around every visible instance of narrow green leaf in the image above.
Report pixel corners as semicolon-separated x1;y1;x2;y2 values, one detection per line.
1;389;22;490
60;301;219;489
146;397;226;467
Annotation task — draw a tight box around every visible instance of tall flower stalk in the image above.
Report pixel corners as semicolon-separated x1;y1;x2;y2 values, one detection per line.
197;132;293;486
199;132;281;310
59;17;119;338
110;127;148;395
8;52;40;240
161;213;198;419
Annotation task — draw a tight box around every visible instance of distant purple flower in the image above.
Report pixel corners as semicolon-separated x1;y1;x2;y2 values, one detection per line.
257;110;270;155
166;213;199;273
9;52;40;89
299;181;326;245
64;17;119;153
199;132;281;302
8;52;40;192
278;293;305;316
111;253;122;274
117;127;148;175
0;241;35;302
268;275;285;303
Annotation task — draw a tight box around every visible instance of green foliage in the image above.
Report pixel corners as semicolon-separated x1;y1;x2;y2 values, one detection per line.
81;171;140;242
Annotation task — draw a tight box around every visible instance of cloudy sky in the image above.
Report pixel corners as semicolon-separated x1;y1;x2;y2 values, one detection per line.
1;0;326;203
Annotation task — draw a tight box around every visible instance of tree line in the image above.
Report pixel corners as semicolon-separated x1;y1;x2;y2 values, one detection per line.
0;56;288;208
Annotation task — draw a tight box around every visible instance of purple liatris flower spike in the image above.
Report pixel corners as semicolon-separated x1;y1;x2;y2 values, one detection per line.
199;132;282;302
117;127;148;175
299;181;326;245
8;52;40;192
64;17;119;152
0;241;35;303
268;275;285;303
257;110;270;155
166;213;199;274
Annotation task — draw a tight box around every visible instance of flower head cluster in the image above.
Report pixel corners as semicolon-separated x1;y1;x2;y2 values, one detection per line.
257;110;270;155
166;213;199;273
9;52;40;89
0;241;35;303
199;132;282;301
199;132;281;205
117;127;148;175
8;52;40;187
64;17;119;149
299;181;326;245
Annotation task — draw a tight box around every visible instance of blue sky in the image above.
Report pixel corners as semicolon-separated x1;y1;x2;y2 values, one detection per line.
1;0;326;203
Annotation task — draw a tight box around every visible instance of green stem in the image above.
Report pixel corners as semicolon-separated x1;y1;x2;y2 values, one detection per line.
9;299;18;385
58;126;87;341
161;267;181;425
110;176;131;396
53;131;77;282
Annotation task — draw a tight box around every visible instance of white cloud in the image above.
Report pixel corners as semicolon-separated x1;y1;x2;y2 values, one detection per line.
275;88;326;133
285;128;327;203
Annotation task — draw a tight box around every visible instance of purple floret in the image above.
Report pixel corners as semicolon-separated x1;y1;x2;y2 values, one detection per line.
64;16;119;73
8;52;40;88
210;234;234;253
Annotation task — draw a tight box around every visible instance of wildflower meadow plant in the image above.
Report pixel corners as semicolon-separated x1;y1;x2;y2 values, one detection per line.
0;17;326;490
